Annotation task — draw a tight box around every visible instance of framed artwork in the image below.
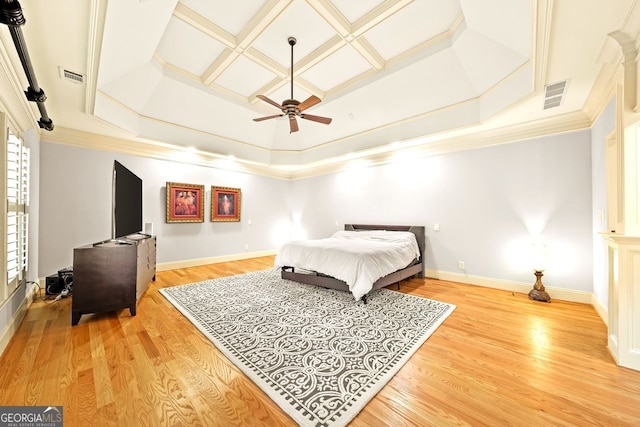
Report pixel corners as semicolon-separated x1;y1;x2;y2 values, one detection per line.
211;186;241;222
166;182;205;223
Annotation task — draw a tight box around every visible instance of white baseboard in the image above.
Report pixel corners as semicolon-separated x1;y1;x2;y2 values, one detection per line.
592;295;608;326
0;282;39;357
157;249;277;272
159;255;595;305
424;269;593;304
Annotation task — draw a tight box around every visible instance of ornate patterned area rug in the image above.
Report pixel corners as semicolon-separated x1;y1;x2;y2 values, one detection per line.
160;268;455;427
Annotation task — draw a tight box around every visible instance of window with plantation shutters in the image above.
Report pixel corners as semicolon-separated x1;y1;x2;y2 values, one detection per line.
2;119;29;303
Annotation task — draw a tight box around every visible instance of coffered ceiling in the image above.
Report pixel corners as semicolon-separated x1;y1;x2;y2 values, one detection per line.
0;0;636;173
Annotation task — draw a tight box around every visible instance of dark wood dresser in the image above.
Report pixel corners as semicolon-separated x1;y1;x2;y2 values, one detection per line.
71;235;156;325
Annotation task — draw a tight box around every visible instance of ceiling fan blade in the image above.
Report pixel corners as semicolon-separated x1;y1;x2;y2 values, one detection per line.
289;116;299;133
300;113;332;125
256;95;283;110
253;114;284;122
297;95;321;112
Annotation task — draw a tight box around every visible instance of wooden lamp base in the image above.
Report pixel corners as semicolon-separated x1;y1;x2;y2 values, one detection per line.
528;270;551;303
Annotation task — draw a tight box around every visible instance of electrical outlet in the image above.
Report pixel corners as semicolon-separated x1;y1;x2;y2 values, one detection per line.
244;244;249;250
434;223;440;231
458;261;465;270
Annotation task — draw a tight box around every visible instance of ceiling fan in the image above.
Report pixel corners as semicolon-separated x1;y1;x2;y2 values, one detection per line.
253;37;332;133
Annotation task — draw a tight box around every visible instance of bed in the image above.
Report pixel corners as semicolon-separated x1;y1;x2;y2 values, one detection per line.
275;224;425;301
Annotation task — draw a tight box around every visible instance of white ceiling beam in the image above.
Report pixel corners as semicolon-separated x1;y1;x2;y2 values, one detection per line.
248;35;345;102
180;0;294;92
202;49;239;87
85;0;108;116
306;0;407;70
244;47;288;79
305;0;351;37
351;37;385;71
532;0;554;92
173;3;236;48
236;0;295;49
350;0;414;38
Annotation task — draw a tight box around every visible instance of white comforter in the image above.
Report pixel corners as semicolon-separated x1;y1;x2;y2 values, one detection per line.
274;230;421;300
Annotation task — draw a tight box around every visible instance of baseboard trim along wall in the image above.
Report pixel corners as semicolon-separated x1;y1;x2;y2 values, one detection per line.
157;250;278;272
424;269;593;305
159;254;594;305
0;282;39;357
592;295;608;326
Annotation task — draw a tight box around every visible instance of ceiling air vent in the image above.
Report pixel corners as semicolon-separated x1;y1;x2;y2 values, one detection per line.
543;80;568;110
59;67;85;85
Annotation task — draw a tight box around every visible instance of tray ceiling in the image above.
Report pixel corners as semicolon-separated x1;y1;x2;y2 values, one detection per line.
2;0;636;169
94;0;530;165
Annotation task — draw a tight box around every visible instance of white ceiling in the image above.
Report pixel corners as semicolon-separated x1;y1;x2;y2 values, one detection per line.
2;0;637;171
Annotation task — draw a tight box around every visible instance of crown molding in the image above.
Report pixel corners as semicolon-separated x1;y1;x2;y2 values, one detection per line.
42;106;592;182
584;60;622;123
287;109;592;179
43;126;293;180
585;0;640;121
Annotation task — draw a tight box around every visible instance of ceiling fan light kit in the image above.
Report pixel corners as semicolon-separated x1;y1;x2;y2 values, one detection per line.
253;37;332;133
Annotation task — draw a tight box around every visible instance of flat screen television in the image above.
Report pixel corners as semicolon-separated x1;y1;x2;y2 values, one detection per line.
112;160;143;239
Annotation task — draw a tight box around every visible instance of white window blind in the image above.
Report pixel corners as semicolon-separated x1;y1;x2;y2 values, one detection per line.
6;131;28;293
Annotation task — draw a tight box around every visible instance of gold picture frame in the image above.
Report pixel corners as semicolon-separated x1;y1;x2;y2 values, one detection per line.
166;182;205;223
211;186;241;222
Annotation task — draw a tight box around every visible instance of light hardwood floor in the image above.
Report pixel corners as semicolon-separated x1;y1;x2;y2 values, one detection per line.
1;256;640;426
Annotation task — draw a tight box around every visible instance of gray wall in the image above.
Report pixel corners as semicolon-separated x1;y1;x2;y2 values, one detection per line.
38;128;594;293
38;143;291;276
289;130;594;291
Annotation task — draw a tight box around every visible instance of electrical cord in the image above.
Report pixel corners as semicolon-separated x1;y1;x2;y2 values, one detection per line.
27;280;57;303
25;280;46;302
53;281;72;302
27;278;69;303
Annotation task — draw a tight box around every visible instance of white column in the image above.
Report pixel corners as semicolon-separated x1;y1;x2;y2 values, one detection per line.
603;235;640;370
607;32;640;235
605;16;640;372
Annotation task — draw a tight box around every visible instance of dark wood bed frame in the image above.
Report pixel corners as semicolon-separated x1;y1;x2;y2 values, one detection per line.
280;224;425;301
